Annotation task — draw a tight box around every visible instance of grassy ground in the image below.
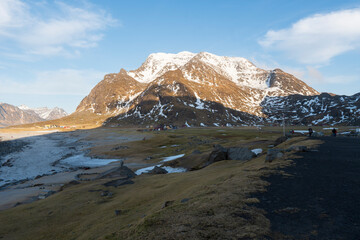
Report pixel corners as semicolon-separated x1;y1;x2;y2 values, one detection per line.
0;128;323;239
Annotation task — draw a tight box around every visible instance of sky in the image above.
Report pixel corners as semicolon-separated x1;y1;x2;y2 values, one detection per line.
0;0;359;113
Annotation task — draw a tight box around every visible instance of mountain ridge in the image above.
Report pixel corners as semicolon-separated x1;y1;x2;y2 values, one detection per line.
0;104;68;127
75;51;359;126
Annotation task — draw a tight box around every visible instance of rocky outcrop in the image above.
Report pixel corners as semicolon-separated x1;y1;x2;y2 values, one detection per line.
206;145;256;166
147;166;168;174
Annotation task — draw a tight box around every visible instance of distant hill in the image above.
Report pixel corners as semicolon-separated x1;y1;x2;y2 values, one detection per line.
18;105;68;121
0;103;68;127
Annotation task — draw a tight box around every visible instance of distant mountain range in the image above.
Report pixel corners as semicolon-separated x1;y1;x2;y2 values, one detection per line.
75;51;360;126
0;103;68;127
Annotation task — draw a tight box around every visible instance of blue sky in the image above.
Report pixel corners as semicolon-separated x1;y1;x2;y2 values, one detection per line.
0;0;359;113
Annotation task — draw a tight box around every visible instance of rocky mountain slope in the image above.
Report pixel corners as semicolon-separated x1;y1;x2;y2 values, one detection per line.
76;51;359;126
0;103;43;127
18;105;68;121
0;104;68;127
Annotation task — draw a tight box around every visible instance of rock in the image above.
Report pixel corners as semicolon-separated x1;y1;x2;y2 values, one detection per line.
111;145;129;151
147;166;168;174
207;149;227;165
312;132;324;137
103;179;134;187
144;156;153;160
180;198;190;203
114;210;121;216
265;149;284;163
162;200;174;209
191;150;202;155
101;191;113;197
287;145;308;152
206;145;256;166
227;147;256;161
96;164;136;179
274;136;288;146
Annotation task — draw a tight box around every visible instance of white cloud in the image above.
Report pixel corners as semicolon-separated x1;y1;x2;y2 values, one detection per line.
259;8;360;64
0;69;105;95
0;0;116;56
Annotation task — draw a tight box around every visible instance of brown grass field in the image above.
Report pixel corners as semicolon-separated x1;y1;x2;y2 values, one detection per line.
0;126;326;239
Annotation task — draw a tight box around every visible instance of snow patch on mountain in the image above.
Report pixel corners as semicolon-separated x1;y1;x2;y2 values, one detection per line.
128;51;196;83
18;105;68;120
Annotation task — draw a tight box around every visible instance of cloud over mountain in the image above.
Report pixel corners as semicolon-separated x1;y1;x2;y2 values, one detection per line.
259;8;360;64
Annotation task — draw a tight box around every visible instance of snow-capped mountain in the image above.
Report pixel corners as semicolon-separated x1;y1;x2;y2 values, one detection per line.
18;105;68;121
0;104;68;127
76;51;359;126
0;103;43;127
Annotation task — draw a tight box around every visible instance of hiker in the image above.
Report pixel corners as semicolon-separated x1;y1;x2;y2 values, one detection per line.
332;128;337;137
308;128;313;137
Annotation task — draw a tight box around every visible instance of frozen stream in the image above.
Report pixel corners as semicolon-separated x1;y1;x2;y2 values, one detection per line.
0;132;120;188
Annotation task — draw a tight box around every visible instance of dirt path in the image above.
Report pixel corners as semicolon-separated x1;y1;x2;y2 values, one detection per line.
255;136;360;239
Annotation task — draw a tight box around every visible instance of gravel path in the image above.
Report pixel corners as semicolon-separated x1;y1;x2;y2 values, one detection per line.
255;136;360;239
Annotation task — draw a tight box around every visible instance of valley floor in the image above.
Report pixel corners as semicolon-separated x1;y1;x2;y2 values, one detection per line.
0;126;358;239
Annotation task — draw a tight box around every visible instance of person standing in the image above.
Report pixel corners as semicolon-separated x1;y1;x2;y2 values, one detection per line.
332;128;337;137
308;127;313;137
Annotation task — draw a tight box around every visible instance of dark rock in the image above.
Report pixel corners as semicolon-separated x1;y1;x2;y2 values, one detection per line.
162;200;174;209
103;179;134;187
191;150;202;155
35;175;42;179
144;156;153;160
68;180;80;185
207;144;227;164
101;191;113;197
312;132;324;137
115;210;121;216
147;166;168;174
227;147;256;161
180;198;190;203
265;149;284;163
274;136;288;146
97;164;136;179
287;145;308;152
111;145;129;151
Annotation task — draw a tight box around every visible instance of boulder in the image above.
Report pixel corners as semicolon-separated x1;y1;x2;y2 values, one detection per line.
191;149;202;155
312;132;324;137
265;149;284;163
206;145;256;166
227;147;256;161
96;163;136;180
287;145;308;152
147;166;168;174
274;136;288;146
162;200;174;209
207;145;228;165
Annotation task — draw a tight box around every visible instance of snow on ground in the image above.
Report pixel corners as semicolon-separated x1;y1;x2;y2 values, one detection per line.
294;130;313;134
0;132;122;188
162;166;187;173
251;148;262;155
135;164;186;175
135;153;186;175
161;154;185;162
59;155;120;168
